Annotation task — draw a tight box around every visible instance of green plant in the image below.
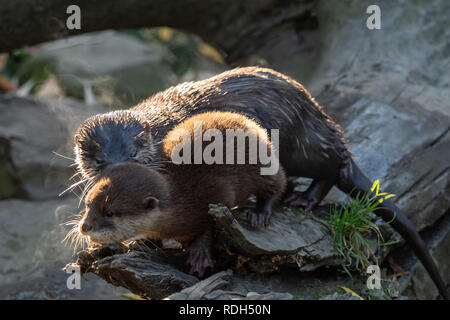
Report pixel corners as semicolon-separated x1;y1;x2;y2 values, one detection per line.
327;192;395;277
1;49;30;78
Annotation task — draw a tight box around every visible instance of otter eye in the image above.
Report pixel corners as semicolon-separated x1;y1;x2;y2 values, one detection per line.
95;158;104;165
105;211;114;218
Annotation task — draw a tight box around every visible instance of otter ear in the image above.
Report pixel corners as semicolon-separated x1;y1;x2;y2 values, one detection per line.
74;133;81;144
143;196;159;210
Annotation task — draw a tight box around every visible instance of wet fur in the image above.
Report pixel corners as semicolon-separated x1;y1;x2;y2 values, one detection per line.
80;112;286;276
73;67;448;298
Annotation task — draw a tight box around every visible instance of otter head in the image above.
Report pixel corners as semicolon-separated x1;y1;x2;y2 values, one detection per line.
79;163;169;244
74;111;155;181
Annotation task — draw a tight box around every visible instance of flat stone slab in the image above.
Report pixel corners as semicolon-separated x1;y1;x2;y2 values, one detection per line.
70;245;199;300
209;203;343;273
168;270;293;300
209;204;330;255
69;203;348;299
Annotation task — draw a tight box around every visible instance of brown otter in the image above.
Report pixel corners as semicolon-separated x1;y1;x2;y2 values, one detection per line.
73;67;448;298
80;112;286;276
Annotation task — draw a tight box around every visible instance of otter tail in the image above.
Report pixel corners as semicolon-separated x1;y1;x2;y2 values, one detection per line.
338;159;448;299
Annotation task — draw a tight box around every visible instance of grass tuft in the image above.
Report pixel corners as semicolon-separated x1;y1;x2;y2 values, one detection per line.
327;192;395;276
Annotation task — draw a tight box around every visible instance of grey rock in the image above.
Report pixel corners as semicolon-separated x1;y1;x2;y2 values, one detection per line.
0;198;128;299
0;137;24;199
19;31;176;108
283;0;450;299
168;270;233;300
0;94;106;199
168;270;293;300
209;203;341;272
402;215;450;299
319;292;361;300
75;248;199;300
0;198;73;285
2;0;449;300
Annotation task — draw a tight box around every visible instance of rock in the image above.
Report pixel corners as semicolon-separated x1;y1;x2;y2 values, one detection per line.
71;246;199;300
271;0;450;299
2;0;449;300
402;214;450;299
0;263;129;300
319;292;361;300
0;198;128;299
168;270;293;300
208;203;342;272
240;291;293;300
18;31;176;108
338;99;449;231
168;270;233;300
297;0;450;235
0;137;25;199
384;129;449;231
0;94;106;200
0;199;72;285
66;201;397;300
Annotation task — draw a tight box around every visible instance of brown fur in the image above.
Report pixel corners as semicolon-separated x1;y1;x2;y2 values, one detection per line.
74;67;449;295
80;112;286;275
161;112;286;234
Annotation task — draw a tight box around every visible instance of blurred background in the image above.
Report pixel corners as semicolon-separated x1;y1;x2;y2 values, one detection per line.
0;0;448;299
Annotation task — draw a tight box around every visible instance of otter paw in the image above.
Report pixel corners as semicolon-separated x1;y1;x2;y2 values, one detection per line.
247;211;271;228
283;193;316;211
186;242;214;278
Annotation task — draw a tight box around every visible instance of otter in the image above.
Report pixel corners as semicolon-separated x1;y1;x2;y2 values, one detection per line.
73;67;448;298
80;112;286;276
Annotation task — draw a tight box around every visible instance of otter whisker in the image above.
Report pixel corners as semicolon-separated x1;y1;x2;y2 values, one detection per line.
78;179;95;205
76;179;93;203
69;171;83;181
62;219;81;227
59;178;88;197
52;151;75;161
62;227;75;244
62;226;79;249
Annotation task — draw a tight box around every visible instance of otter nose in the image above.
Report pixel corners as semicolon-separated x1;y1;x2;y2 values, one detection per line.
81;222;93;233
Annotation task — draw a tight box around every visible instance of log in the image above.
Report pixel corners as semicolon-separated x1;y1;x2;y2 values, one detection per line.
0;0;314;63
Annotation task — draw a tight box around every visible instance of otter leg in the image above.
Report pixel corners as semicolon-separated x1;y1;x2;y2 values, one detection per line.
247;197;274;228
186;228;214;278
283;178;297;197
284;179;334;211
247;168;286;228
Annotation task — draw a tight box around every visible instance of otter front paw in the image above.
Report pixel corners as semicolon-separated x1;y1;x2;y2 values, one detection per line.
186;241;214;278
247;198;273;228
247;211;271;228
